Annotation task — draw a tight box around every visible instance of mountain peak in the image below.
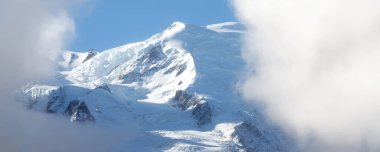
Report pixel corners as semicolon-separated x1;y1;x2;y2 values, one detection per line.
22;21;292;151
170;21;186;28
161;21;187;39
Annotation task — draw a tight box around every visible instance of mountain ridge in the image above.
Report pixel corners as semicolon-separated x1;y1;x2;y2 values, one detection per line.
21;21;295;152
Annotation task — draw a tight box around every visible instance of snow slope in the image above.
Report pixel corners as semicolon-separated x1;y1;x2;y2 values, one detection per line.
22;22;296;152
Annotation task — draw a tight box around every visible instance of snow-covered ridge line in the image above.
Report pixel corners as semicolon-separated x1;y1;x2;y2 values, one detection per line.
66;22;198;103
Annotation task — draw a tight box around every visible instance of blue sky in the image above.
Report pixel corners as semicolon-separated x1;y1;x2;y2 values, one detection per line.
69;0;236;51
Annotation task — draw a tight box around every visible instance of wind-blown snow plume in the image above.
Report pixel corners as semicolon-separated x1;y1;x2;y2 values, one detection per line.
232;0;380;151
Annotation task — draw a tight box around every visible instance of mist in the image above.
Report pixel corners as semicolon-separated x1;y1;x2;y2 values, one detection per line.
232;0;380;151
0;0;73;92
0;0;131;151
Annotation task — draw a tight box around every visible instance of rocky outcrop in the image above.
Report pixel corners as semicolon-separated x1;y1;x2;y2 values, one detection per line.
192;101;212;126
95;84;111;92
232;121;265;152
173;90;212;126
46;87;66;113
68;53;79;65
23;85;99;124
173;90;199;110
231;111;295;152
82;50;97;63
64;100;95;123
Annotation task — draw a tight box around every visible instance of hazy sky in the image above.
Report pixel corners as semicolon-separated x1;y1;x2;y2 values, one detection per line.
69;0;236;51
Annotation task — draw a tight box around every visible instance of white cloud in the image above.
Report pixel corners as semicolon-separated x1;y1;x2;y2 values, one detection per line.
232;0;380;151
0;0;74;91
0;1;133;151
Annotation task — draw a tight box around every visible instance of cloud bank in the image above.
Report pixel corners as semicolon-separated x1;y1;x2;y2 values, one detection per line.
0;0;74;91
232;0;380;151
0;0;132;151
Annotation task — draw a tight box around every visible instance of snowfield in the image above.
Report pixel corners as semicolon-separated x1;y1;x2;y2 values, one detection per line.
22;22;296;152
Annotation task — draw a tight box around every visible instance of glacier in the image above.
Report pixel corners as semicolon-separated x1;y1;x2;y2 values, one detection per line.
21;22;296;152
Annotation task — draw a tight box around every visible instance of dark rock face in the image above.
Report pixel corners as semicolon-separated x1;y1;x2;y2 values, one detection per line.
82;50;97;63
25;86;97;124
119;46;168;84
65;100;95;123
232;121;271;152
173;90;212;126
163;64;187;76
69;53;79;65
95;84;111;92
46;87;66;113
192;101;212;126
231;111;295;152
173;90;199;110
233;121;264;150
46;95;59;113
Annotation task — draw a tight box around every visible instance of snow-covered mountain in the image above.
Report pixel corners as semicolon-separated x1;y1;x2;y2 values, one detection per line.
21;22;295;152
